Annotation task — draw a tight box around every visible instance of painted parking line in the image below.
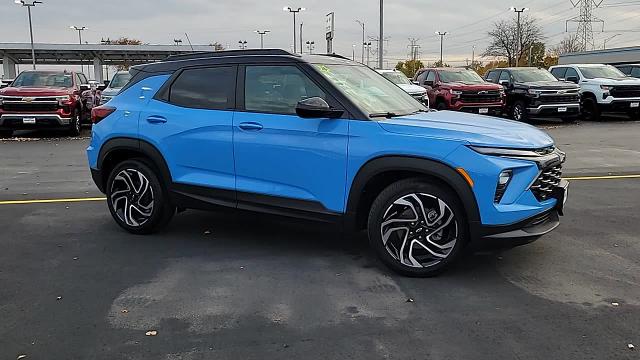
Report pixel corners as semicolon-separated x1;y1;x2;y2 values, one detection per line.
0;197;106;205
0;174;638;206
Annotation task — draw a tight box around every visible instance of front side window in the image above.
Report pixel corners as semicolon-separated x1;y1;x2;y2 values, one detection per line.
425;71;436;84
632;67;640;77
499;71;511;83
169;66;236;110
511;69;559;82
564;67;579;80
485;70;499;83
439;69;484;84
313;63;426;117
244;65;326;115
12;72;73;88
578;65;627;79
551;67;567;79
415;71;428;84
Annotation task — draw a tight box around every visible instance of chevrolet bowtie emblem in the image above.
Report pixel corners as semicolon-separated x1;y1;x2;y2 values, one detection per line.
23;97;35;103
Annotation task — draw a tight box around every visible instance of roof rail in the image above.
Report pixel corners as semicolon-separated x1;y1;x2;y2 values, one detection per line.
316;53;351;61
165;49;296;61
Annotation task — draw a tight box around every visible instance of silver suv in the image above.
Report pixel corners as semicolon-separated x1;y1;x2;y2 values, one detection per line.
100;71;132;105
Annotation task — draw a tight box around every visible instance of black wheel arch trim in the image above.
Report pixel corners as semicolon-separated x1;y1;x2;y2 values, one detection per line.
344;155;481;234
95;137;173;193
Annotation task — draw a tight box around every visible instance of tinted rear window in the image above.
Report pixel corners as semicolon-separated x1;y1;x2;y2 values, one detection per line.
168;66;236;110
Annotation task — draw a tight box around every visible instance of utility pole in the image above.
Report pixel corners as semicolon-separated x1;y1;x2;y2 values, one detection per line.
408;38;420;74
510;7;529;66
356;20;365;63
566;0;605;51
255;30;270;49
15;0;43;70
352;44;356;61
70;26;87;74
238;40;247;50
436;31;447;65
364;42;372;67
378;0;384;69
472;45;476;68
300;22;304;54
284;6;305;54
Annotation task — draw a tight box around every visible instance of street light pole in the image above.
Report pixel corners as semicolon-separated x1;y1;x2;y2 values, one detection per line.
70;26;87;74
306;41;315;54
352;44;356;61
300;22;304;54
378;0;384;69
436;31;447;65
238;40;248;50
255;30;270;49
284;6;305;54
15;0;42;70
510;7;529;66
356;20;365;64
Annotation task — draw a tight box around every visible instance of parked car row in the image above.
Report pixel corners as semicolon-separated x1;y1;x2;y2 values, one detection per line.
381;64;640;123
0;70;131;137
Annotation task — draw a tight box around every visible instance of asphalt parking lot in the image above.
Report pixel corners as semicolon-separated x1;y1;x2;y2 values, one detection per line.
1;119;639;359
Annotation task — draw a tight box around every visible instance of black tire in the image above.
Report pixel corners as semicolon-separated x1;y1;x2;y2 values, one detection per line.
627;110;640;121
68;111;81;136
581;97;601;121
367;178;468;277
510;100;530;122
105;158;175;234
0;130;13;138
436;101;448;111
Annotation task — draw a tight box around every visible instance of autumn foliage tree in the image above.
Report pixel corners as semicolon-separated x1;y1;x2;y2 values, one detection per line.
395;59;424;78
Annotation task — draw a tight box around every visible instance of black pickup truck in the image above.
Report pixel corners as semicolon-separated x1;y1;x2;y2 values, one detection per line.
485;67;581;123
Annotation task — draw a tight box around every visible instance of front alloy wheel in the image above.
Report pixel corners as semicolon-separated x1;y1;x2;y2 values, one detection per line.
368;179;467;276
381;193;458;268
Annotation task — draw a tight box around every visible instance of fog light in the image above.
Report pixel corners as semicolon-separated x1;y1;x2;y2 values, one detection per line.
494;170;512;203
60;118;70;125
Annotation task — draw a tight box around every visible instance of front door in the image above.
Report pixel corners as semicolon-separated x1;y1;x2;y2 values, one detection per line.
233;64;349;214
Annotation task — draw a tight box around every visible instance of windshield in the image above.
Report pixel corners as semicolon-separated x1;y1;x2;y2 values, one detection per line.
12;72;73;88
109;72;132;88
511;69;558;82
579;65;627;79
439;69;485;84
313;64;426;116
381;72;411;85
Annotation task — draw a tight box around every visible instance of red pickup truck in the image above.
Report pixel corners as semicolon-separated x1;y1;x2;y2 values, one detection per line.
0;70;90;137
413;68;505;116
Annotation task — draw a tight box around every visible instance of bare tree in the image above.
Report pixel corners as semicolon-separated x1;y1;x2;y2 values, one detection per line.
483;16;544;66
550;34;582;56
209;42;225;51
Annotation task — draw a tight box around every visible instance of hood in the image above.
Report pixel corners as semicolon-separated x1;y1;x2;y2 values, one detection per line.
440;82;501;91
397;84;426;94
0;86;73;97
517;81;578;90
377;110;553;149
585;77;640;85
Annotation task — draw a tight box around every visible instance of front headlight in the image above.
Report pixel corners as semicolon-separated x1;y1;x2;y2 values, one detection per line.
469;146;545;157
0;96;4;106
600;85;613;91
56;95;73;106
449;90;463;96
469;145;565;169
527;89;541;97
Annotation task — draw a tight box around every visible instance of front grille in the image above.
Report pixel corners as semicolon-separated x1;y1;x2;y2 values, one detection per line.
539;95;580;104
460;90;502;103
530;164;563;201
410;93;425;101
3;103;59;112
610;85;640;98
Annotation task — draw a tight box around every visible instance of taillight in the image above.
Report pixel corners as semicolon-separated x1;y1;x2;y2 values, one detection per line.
91;106;116;124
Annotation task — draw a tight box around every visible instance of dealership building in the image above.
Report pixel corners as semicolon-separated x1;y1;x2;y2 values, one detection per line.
559;45;640;65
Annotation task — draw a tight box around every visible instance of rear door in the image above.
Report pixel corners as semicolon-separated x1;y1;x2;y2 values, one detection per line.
232;64;349;215
138;65;237;205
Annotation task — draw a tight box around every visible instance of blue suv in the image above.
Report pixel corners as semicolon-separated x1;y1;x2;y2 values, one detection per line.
87;50;568;276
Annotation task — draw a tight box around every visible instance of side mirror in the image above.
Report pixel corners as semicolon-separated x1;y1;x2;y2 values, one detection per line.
79;84;90;91
295;97;343;119
412;80;419;85
424;80;435;87
499;80;510;87
566;76;579;84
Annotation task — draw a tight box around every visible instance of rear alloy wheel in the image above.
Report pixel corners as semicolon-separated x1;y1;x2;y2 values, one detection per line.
511;100;530;122
368;179;467;277
106;159;175;234
581;97;601;121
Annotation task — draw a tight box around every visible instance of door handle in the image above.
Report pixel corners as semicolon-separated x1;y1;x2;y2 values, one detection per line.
146;115;167;124
238;122;263;131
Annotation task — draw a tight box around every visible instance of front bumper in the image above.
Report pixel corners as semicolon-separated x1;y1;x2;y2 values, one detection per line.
527;103;580;116
599;98;640;113
0;113;73;130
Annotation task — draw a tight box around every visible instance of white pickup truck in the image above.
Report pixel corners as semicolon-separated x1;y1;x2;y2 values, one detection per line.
550;64;640;121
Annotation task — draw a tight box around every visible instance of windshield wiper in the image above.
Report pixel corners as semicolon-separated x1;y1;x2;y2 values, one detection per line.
369;112;401;119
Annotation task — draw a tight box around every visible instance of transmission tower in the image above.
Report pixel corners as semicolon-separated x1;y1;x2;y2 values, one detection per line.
408;38;420;61
566;0;605;51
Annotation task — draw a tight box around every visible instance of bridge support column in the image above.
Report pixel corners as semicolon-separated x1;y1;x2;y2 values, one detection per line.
93;57;104;83
3;56;17;79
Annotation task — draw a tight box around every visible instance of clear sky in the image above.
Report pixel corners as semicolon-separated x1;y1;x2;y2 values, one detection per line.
1;0;639;76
